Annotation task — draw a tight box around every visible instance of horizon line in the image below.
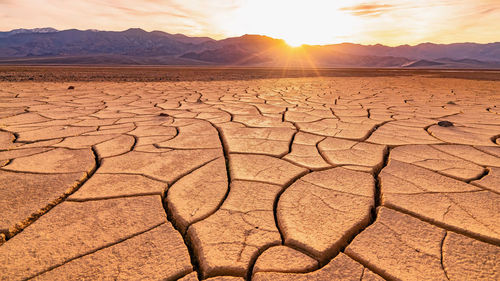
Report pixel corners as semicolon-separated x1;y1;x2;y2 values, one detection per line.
2;27;499;48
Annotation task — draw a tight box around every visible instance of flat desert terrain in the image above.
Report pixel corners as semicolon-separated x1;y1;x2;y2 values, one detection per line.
0;68;499;280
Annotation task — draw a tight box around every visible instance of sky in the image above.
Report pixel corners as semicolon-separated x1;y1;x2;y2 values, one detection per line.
0;0;498;46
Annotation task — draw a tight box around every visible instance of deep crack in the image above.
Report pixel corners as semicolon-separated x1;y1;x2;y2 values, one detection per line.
2;146;100;244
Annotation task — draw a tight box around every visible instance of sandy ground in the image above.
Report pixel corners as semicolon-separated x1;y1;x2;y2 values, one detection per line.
1;66;500;82
0;74;499;280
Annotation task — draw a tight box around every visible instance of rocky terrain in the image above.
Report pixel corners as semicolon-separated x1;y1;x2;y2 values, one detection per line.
0;73;499;280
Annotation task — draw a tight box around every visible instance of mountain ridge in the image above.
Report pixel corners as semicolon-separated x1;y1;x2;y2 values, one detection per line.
0;28;499;68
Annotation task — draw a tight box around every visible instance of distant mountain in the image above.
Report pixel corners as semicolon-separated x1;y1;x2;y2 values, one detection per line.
0;28;499;68
0;28;215;57
0;27;58;38
181;35;287;64
321;42;500;62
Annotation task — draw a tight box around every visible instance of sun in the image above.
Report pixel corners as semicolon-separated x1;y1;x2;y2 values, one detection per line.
285;38;305;48
224;0;359;46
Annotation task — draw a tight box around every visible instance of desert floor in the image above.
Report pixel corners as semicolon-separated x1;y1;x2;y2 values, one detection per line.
0;70;499;280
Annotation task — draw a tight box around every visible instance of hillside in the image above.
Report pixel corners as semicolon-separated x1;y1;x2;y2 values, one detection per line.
0;28;498;68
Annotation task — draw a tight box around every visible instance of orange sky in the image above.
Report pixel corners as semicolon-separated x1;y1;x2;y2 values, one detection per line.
1;0;498;46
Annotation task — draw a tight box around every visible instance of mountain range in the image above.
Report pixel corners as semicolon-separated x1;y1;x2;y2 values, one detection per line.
0;28;499;68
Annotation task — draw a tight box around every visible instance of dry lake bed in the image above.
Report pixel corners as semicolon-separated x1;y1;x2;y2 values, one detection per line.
0;68;499;280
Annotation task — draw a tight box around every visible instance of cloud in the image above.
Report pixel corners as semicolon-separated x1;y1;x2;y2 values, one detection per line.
340;3;395;17
479;7;497;15
0;0;498;45
110;5;190;19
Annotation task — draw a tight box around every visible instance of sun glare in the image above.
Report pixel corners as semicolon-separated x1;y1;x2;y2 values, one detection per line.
224;0;359;46
285;39;304;48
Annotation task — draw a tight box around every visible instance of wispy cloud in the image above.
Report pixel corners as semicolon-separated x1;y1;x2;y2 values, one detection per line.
0;0;240;37
479;7;497;15
0;0;498;45
339;3;395;17
110;6;189;18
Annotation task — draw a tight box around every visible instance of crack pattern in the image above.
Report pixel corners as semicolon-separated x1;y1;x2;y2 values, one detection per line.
0;76;498;281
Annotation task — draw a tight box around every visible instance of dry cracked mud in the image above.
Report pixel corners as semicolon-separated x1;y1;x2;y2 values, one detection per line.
0;75;499;280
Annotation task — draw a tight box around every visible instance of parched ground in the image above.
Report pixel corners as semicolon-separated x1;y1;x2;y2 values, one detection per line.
0;74;499;281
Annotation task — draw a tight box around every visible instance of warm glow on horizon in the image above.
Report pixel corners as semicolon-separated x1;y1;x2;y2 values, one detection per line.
224;1;359;46
1;0;499;46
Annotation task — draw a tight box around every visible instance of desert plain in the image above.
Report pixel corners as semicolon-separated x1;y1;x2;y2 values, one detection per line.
0;67;499;281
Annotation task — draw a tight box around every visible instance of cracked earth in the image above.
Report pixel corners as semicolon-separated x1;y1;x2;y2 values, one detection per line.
0;76;499;281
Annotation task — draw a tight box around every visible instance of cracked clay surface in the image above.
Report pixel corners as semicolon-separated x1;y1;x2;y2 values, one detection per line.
0;76;499;281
